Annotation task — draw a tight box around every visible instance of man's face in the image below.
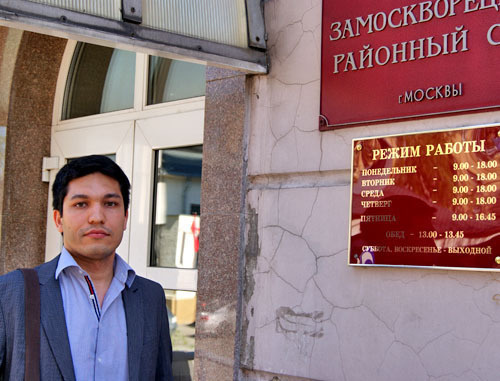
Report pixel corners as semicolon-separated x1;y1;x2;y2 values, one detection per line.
53;172;128;264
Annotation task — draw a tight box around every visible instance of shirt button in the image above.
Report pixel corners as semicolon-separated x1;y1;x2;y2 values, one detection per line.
97;358;102;363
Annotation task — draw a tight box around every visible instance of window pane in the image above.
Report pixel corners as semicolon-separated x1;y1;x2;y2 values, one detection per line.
166;289;196;380
151;146;202;268
63;43;135;119
148;57;205;105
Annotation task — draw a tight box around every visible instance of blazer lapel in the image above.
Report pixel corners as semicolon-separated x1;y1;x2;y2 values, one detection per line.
122;282;144;381
37;257;76;381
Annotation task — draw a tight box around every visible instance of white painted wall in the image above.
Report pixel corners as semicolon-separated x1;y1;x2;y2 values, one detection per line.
243;0;500;380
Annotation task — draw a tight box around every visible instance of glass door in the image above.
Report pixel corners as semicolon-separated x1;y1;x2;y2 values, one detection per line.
47;40;206;380
45;121;134;262
129;111;204;290
129;112;203;380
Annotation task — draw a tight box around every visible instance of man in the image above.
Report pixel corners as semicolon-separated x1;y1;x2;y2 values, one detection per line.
0;155;173;380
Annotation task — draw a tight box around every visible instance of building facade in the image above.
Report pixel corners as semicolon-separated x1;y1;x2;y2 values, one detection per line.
1;0;500;380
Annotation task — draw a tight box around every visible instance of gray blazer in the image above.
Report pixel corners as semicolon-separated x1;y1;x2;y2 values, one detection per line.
0;256;173;380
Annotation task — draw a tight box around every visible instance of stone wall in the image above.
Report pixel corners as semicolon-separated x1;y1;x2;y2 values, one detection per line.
241;1;500;380
0;31;66;274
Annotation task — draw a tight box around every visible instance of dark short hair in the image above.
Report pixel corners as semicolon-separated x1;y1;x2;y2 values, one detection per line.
52;155;130;215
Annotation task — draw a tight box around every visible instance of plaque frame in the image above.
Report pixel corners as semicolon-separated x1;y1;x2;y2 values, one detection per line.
348;123;500;272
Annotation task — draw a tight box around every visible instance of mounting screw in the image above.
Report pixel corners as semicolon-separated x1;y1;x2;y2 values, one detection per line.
496;256;500;265
356;143;363;151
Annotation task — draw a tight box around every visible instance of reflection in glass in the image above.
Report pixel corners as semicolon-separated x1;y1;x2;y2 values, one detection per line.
63;43;135;119
165;289;196;380
151;146;202;268
148;57;205;105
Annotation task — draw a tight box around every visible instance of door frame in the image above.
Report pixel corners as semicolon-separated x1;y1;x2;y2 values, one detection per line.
45;39;205;293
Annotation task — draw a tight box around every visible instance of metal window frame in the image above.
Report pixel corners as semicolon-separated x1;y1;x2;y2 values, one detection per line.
0;0;268;73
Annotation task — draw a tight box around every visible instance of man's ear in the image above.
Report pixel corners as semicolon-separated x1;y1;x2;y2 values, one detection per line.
53;210;64;233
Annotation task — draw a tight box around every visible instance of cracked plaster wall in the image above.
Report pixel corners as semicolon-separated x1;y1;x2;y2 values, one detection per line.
242;0;500;380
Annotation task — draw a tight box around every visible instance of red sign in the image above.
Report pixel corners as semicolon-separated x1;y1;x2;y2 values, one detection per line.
320;0;500;129
349;125;500;270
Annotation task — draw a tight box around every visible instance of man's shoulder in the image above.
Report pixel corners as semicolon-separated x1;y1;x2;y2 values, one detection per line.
0;269;24;306
0;256;58;293
128;275;166;304
0;268;24;287
131;275;163;292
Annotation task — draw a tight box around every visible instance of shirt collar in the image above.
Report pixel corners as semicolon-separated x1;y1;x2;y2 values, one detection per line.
55;247;136;288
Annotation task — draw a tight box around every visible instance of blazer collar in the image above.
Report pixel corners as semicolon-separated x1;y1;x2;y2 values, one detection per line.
36;256;76;381
122;280;144;381
36;257;144;381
